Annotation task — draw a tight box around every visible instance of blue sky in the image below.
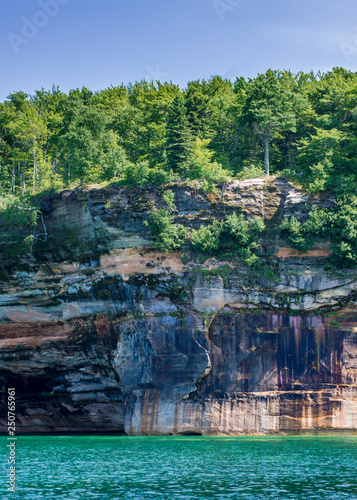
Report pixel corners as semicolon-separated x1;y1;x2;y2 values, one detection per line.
1;0;356;100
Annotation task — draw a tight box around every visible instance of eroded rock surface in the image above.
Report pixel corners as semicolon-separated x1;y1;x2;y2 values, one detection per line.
0;179;356;434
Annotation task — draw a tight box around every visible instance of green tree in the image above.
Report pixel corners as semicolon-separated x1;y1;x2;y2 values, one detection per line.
296;128;346;193
206;76;242;170
189;138;230;184
166;94;194;173
244;70;306;175
185;80;210;138
31;86;65;188
59;92;122;184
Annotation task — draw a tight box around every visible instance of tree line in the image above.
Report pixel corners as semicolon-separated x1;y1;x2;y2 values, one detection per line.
1;67;357;196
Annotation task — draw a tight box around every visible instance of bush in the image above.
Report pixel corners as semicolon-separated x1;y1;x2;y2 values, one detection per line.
280;199;357;266
148;168;177;186
280;216;311;252
306;160;331;194
149;208;186;252
0;194;39;261
236;163;265;180
328;198;357;265
0;194;38;228
184;139;231;189
303;206;329;236
330;241;357;266
191;212;265;266
162;190;176;209
123;161;149;185
221;213;264;247
122;163;177;187
191;220;222;253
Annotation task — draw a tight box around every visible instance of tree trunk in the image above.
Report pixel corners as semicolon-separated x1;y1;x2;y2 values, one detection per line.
32;148;37;193
263;133;270;176
11;161;15;193
21;162;26;195
67;153;71;186
52;159;58;176
232;127;241;153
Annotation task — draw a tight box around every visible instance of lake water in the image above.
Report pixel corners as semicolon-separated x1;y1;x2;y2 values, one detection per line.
1;435;356;499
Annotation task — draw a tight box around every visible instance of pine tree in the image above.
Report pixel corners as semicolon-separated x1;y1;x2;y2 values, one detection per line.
244;70;306;176
185;80;210;138
166;94;193;173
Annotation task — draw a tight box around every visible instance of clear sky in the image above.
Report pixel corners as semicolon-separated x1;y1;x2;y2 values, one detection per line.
1;0;356;100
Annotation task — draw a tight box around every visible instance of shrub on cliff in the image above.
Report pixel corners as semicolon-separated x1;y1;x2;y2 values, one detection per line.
149;208;186;252
280;216;312;252
122;161;150;185
148;168;176;186
191;219;222;253
191;213;265;266
0;194;40;266
280;199;357;266
236;163;265;180
328;198;357;266
122;161;177;186
185;139;231;184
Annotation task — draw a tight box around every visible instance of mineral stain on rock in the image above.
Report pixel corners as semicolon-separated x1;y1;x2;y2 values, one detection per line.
0;179;356;435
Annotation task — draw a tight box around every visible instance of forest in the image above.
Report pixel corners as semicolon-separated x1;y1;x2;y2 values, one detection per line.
2;67;357;267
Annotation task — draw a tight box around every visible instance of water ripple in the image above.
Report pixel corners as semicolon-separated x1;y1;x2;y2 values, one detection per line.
0;435;356;499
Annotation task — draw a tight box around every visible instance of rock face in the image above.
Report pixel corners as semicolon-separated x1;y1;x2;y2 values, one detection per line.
0;178;356;435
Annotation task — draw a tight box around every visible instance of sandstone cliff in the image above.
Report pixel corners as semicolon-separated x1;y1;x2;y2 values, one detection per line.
0;178;356;434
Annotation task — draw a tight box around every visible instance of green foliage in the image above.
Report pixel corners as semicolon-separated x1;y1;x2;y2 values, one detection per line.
149;209;186;252
123;161;150;186
331;241;355;266
58;91;123;184
280;204;331;252
162;190;176;209
236;163;265;180
147;168;176;186
328;199;357;265
1;69;357;197
303;206;329;236
122;163;176;187
191;219;222;253
243;69;309;175
2;70;357;271
280;217;310;252
191;213;265;266
0;194;39;261
280;200;357;266
187;138;231;187
166;94;194;173
296;128;347;193
0;194;38;228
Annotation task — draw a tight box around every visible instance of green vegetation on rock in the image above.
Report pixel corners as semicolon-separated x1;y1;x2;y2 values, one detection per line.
149;209;186;253
2;68;357;268
280;197;357;266
192;213;265;266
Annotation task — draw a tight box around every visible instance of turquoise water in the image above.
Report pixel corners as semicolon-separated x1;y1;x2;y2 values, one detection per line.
1;435;356;499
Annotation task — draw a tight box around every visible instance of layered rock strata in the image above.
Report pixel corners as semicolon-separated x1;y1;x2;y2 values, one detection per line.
0;178;356;434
